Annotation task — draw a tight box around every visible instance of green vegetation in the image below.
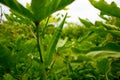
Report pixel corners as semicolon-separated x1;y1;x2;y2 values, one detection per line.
0;0;120;80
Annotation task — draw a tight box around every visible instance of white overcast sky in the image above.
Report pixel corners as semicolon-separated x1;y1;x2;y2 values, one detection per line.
1;0;120;23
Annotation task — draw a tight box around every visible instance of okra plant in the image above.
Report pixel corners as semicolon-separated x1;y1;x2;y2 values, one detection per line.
0;0;74;80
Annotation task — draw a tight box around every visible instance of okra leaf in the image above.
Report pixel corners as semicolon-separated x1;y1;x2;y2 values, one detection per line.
89;0;120;18
45;13;67;66
31;0;74;22
0;0;74;22
5;10;31;24
0;0;34;20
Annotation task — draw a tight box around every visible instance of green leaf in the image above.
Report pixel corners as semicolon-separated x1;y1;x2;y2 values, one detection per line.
109;30;120;37
103;24;120;30
71;47;81;53
5;10;32;24
22;39;37;55
0;0;74;22
56;37;68;50
78;31;94;44
96;58;111;74
71;55;91;63
0;44;11;66
45;13;67;66
79;18;94;28
103;42;120;52
0;0;34;20
87;42;120;52
3;74;15;80
31;0;74;22
86;50;120;59
89;0;120;18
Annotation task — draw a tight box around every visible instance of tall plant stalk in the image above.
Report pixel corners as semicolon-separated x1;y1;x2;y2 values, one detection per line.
35;22;47;80
35;22;43;63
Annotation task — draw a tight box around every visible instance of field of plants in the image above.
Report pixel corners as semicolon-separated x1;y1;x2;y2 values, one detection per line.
0;0;120;80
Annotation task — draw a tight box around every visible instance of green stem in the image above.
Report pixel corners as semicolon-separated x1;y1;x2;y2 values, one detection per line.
35;22;43;63
35;22;47;80
105;73;109;80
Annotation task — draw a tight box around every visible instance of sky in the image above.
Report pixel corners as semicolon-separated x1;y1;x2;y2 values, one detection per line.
0;0;120;23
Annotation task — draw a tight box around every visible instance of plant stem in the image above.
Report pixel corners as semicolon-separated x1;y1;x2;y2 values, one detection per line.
105;73;109;80
35;22;43;63
35;22;47;80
